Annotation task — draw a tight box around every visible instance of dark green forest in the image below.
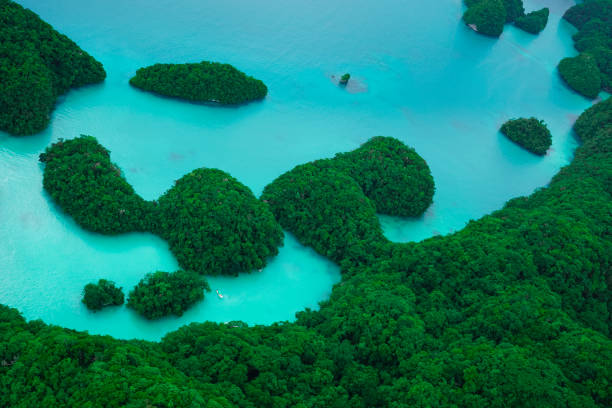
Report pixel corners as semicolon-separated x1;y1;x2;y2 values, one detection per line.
156;168;284;276
558;0;612;98
39;136;154;235
1;1;611;406
3;96;609;407
39;136;283;277
514;7;549;34
332;136;435;217
129;61;267;105
500;117;552;155
260;136;434;265
0;0;105;135
463;0;507;37
462;0;548;37
82;279;124;311
127;271;209;319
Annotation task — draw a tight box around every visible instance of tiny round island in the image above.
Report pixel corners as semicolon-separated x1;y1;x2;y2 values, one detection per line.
339;73;351;85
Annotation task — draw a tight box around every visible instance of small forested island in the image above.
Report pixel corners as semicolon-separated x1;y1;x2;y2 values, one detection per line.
1;98;610;407
0;0;105;135
500;117;552;155
127;271;208;319
40;136;283;277
514;7;549;34
462;0;549;37
558;0;612;98
339;73;350;85
82;279;124;311
129;61;267;105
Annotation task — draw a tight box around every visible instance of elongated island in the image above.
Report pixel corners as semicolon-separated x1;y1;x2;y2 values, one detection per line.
129;61;268;105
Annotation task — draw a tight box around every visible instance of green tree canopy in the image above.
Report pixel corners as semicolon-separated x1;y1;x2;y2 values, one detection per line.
500;117;552;155
127;271;209;319
129;61;267;105
82;279;124;311
0;0;105;135
558;0;612;97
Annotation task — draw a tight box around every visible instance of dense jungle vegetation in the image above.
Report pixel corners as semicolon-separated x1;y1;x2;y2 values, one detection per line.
127;271;209;319
129;61;267;105
39;136;154;234
260;136;434;264
39;136;283;277
500;117;552;155
462;0;548;37
514;7;549;34
156;168;283;276
82;279;124;311
1;97;610;407
558;0;612;98
0;0;105;135
332;137;435;217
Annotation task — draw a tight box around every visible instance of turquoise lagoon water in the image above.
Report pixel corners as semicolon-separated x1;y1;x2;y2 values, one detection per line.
0;0;600;340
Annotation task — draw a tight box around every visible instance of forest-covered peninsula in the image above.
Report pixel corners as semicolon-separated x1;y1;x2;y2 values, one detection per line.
0;0;105;135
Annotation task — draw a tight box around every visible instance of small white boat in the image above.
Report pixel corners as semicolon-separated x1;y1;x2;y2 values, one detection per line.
216;289;224;299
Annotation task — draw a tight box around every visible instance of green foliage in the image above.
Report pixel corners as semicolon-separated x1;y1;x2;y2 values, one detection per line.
573;97;612;143
261;136;434;266
39;136;153;234
558;54;602;99
340;73;350;84
2;99;612;407
500;117;552;155
129;61;267;105
262;163;385;266
0;0;105;135
40;136;283;277
514;8;549;34
463;0;507;37
590;46;612;90
573;19;612;52
563;0;612;30
157;168;283;275
127;271;209;319
333;136;435;216
501;0;524;23
82;279;124;311
0;304;223;407
560;0;612;96
463;0;553;37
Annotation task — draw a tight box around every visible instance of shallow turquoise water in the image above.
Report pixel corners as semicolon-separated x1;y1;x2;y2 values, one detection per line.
0;0;600;340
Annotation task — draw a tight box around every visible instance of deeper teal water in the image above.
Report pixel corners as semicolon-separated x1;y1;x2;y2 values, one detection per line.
0;0;600;340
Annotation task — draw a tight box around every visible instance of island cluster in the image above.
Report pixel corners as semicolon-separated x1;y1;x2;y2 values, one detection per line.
0;0;610;407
